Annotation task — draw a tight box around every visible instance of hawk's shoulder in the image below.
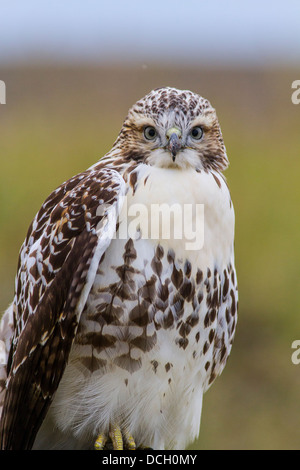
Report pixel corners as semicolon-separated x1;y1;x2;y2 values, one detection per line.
1;163;126;449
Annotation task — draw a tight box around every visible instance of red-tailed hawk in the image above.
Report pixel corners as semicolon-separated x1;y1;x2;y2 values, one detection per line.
0;87;237;450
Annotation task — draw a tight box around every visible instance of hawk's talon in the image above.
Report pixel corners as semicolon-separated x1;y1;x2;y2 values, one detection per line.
109;424;123;450
123;429;136;450
94;433;107;450
94;425;136;450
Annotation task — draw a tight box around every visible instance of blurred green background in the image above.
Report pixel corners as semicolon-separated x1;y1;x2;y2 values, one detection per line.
1;65;299;450
0;1;300;450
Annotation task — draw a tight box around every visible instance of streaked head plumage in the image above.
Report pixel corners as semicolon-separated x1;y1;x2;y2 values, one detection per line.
113;87;228;172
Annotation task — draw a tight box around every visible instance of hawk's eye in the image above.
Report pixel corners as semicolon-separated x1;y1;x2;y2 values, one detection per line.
190;126;203;140
144;126;157;140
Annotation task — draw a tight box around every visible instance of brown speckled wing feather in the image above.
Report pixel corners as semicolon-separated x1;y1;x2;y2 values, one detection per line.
0;165;125;449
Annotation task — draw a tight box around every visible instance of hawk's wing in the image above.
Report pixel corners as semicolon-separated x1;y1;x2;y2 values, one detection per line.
0;165;126;450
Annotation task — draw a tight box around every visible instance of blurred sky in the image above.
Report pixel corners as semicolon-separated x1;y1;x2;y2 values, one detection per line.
0;0;300;66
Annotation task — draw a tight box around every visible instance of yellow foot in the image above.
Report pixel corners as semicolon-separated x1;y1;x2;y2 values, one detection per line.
94;433;107;450
123;428;136;450
94;424;136;450
109;424;123;450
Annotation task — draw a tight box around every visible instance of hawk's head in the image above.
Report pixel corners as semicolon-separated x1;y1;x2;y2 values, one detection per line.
114;87;228;172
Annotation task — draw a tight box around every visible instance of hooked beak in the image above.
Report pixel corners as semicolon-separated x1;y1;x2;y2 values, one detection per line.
166;127;182;161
